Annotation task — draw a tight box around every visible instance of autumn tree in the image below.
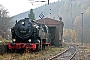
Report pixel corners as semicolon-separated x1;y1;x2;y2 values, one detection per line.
63;28;77;42
28;9;35;21
0;4;13;38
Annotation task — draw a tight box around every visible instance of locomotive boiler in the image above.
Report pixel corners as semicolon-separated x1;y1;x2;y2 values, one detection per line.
8;18;50;51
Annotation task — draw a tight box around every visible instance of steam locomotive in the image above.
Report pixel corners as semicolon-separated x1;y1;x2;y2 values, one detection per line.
8;18;50;51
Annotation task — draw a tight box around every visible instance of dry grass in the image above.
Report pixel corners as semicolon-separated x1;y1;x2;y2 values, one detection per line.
0;47;67;60
77;45;90;60
0;36;11;44
0;36;3;40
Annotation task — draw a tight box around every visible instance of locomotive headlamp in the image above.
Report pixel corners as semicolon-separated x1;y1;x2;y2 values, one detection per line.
36;26;39;28
13;39;16;42
37;40;40;43
22;22;25;25
33;25;36;27
28;39;31;42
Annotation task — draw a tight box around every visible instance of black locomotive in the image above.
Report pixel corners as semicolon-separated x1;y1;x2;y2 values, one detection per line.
8;18;50;51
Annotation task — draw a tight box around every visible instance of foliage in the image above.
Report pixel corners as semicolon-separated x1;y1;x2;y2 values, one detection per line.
63;28;77;42
73;5;90;43
28;9;35;21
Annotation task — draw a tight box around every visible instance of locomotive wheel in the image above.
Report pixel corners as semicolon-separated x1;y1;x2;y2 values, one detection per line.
36;44;40;51
7;49;25;53
42;45;45;50
17;49;25;54
31;44;40;52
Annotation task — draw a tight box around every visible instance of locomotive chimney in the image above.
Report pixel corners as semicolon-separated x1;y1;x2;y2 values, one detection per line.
59;17;62;21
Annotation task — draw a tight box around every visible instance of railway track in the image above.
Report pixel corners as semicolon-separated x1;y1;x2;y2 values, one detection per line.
48;45;77;60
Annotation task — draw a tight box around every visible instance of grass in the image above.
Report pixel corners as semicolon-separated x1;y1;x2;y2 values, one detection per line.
0;46;67;60
0;36;11;44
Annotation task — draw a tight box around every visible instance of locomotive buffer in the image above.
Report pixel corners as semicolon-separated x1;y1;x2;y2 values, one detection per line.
39;12;45;50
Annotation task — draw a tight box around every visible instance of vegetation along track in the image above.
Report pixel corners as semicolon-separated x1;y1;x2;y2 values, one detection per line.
48;45;77;60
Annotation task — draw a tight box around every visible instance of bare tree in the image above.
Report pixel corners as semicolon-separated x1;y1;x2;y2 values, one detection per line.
0;4;13;38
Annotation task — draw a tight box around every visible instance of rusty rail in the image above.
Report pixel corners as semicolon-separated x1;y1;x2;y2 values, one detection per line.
48;46;70;60
48;45;77;60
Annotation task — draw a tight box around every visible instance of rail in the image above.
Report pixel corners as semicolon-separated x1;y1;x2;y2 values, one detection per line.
48;45;77;60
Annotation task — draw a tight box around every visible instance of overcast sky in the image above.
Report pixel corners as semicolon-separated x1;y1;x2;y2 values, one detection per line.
0;0;59;16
